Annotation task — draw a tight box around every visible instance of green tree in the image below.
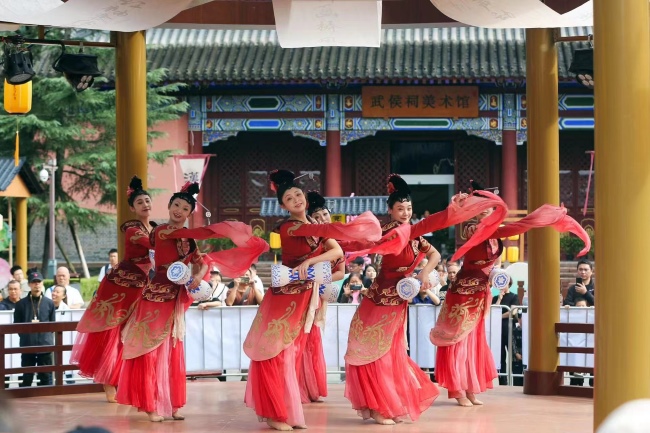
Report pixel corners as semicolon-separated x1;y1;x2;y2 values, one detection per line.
0;67;188;275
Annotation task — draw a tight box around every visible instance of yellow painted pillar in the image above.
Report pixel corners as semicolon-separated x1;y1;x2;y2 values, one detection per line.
593;0;650;428
15;197;27;270
115;31;148;257
522;28;561;395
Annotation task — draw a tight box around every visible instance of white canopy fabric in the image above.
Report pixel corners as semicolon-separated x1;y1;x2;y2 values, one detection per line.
0;0;595;46
0;0;205;32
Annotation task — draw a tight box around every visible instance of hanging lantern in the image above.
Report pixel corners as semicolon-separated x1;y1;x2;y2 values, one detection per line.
4;79;32;114
269;232;282;250
500;247;507;263
507;246;520;263
508;234;520;241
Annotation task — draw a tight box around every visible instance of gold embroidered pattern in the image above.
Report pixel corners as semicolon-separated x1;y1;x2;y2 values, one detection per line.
431;296;485;343
243;310;264;351
125;309;173;349
271;281;313;295
129;229;149;245
348;310;403;361
263;301;303;345
157;227;180;240
450;276;484;295
90;292;135;328
142;282;179;302
366;280;405;306
107;267;147;288
381;220;400;233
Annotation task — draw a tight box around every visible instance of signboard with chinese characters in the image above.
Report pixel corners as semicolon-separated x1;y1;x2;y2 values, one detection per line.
361;86;479;118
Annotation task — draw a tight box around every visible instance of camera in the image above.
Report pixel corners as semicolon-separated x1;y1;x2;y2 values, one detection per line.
240;276;250;284
350;284;363;291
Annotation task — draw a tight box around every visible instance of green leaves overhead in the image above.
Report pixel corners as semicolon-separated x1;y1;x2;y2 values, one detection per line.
0;68;188;231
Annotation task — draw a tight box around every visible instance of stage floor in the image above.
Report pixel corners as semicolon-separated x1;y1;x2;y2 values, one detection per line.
10;382;593;433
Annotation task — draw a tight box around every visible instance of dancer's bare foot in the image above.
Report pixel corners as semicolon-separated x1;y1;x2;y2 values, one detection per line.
266;419;293;431
456;397;473;407
172;411;185;420
103;385;117;403
147;412;164;422
293;425;308;429
370;410;396;425
466;392;483;405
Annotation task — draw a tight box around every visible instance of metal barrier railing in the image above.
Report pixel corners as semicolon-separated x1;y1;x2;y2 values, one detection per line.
0;304;597;389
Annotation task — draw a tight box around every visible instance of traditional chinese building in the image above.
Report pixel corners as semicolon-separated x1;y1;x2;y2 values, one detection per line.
29;26;595;262
144;27;594;238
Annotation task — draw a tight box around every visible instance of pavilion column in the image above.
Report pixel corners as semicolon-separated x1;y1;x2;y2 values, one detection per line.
115;31;148;258
522;28;561;395
190;131;206;228
593;0;650;428
501;94;518;209
325;95;342;197
15;197;27;270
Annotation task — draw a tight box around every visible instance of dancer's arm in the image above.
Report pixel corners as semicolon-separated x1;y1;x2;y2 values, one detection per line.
415;243;441;290
126;226;152;249
331;258;346;282
293;239;343;280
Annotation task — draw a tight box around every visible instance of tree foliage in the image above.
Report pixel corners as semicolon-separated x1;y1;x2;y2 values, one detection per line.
0;68;189;231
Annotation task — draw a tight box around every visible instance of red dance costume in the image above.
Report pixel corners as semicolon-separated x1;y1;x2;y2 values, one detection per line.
344;220;440;422
244;220;328;426
117;222;268;417
431;202;591;399
298;256;343;403
71;220;155;386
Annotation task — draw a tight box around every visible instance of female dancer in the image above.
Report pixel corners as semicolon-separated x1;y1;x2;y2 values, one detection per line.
72;176;155;403
117;182;268;422
343;174;442;425
430;181;591;407
244;171;381;431
297;191;346;404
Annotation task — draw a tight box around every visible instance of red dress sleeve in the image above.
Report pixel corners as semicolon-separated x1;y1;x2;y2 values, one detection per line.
126;226;152;249
493;204;590;256
453;204;590;261
157;221;269;278
288;211;382;242
343;192;508;260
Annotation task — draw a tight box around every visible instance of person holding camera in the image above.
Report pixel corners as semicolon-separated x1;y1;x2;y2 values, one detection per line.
226;269;263;306
563;259;595;307
341;272;366;304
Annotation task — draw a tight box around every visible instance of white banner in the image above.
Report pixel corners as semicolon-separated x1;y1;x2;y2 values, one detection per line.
272;0;382;48
173;154;213;192
0;0;198;32
430;0;593;29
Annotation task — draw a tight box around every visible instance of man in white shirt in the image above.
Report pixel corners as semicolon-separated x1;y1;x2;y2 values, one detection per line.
249;263;265;296
98;248;118;283
44;267;84;309
196;267;229;309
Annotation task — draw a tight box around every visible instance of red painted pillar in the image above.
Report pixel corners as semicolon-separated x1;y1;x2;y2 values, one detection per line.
325;130;342;197
190;130;205;228
501;129;518;208
501;94;519;209
325;94;342;197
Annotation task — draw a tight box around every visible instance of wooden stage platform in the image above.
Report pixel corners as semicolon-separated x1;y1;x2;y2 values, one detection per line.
9;382;593;433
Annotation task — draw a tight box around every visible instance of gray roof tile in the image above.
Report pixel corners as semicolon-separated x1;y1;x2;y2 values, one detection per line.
33;27;593;84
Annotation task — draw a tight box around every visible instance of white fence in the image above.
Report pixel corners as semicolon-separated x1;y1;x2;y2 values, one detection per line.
1;305;596;386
